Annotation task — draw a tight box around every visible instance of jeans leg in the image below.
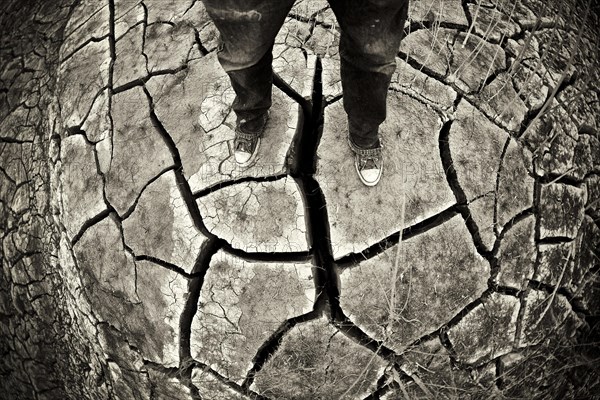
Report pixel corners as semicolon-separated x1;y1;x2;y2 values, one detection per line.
201;0;295;132
328;0;409;149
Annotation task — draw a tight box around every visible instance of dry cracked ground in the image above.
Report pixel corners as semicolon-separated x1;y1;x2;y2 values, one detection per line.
1;0;600;398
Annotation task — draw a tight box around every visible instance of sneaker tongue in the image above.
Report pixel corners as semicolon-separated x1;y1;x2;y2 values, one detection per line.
236;138;251;152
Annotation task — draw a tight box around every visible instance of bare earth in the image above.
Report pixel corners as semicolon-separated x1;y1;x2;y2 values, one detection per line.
1;0;599;398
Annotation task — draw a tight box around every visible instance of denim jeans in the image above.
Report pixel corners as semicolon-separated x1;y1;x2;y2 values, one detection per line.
202;0;409;149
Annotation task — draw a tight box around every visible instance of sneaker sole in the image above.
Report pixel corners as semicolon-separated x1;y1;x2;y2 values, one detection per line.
235;137;261;168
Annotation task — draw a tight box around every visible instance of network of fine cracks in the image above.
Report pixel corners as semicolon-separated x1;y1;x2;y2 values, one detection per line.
1;0;598;398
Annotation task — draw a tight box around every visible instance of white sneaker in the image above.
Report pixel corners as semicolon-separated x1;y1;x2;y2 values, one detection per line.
348;137;383;187
233;111;269;167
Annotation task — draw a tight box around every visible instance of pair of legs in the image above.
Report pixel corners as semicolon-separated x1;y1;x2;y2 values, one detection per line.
202;0;409;150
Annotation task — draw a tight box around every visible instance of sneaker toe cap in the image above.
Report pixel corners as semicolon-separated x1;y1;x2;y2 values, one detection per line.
360;168;381;184
234;150;251;164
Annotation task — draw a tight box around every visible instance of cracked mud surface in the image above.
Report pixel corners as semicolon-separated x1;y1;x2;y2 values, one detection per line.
1;0;600;398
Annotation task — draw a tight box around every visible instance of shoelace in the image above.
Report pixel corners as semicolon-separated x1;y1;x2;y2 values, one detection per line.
235;136;255;153
359;156;380;170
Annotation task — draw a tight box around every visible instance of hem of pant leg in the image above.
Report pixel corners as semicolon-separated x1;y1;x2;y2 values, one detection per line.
347;135;382;156
235;129;262;140
347;118;383;152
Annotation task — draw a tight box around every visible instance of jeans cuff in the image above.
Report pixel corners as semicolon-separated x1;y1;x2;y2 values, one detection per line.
235;129;260;140
348;136;382;156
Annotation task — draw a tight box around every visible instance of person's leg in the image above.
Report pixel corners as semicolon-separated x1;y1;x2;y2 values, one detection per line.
328;0;409;149
202;0;295;133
